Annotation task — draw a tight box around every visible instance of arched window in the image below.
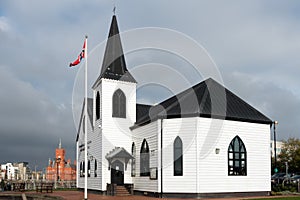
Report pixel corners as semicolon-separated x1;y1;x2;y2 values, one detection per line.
96;92;100;120
112;89;126;118
82;161;85;177
94;160;97;177
174;136;183;176
131;142;136;177
80;161;83;177
88;160;91;177
140;139;150;176
228;136;247;176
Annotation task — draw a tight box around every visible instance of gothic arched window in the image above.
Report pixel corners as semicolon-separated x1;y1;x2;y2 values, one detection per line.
88;160;91;177
94;160;97;177
96;92;100;120
140;139;150;176
228;136;247;176
82;161;85;177
174;136;183;176
131;142;136;177
80;161;83;177
112;89;126;118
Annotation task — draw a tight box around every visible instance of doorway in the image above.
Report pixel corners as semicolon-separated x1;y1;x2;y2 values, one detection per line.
111;160;124;185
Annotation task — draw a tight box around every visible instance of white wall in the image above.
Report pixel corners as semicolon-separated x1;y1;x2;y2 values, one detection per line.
196;117;271;193
132;117;270;195
161;118;198;193
132;121;159;192
76;99;102;190
1;163;16;180
100;78;136;190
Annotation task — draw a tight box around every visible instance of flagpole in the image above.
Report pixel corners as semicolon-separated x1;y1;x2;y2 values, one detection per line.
84;35;88;200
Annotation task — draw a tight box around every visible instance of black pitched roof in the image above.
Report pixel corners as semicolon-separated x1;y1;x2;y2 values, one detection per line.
136;104;152;124
92;15;136;89
76;98;93;142
133;78;272;128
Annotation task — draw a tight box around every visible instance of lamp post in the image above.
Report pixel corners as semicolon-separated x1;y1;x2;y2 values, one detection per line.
273;121;278;173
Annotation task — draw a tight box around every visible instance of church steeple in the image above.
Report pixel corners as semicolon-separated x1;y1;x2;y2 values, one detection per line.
93;15;136;89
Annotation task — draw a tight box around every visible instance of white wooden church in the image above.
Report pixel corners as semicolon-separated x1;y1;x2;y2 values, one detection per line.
76;14;272;198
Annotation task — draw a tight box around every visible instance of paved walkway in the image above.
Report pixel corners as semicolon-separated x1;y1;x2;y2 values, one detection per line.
48;191;299;200
1;191;297;200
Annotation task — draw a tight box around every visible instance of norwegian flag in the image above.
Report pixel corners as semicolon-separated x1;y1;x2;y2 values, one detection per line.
69;40;86;67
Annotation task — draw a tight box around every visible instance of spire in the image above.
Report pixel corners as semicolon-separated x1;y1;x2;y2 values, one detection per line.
59;138;62;149
93;15;136;88
113;5;116;15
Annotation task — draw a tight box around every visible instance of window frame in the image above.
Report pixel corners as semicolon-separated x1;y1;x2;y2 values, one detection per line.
228;135;247;176
94;159;97;177
173;136;183;176
112;89;126;118
140;139;150;177
80;161;83;177
88;160;91;177
131;142;136;177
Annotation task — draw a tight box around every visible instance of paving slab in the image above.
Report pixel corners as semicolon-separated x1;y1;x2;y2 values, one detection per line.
1;191;298;200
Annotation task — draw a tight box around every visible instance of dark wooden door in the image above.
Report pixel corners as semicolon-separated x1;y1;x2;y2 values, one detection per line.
111;160;124;185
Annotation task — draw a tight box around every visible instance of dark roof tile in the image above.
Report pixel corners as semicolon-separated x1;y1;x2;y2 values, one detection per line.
134;78;272;128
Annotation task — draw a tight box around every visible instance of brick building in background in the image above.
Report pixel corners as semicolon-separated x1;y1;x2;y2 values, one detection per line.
46;140;76;181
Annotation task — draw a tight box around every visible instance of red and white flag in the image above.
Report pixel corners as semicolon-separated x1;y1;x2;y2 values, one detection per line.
69;40;86;67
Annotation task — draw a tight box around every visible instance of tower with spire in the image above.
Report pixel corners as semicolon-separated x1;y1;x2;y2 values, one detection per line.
46;139;76;182
77;14;136;191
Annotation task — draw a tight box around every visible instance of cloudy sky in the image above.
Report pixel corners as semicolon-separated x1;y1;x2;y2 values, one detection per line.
0;0;299;170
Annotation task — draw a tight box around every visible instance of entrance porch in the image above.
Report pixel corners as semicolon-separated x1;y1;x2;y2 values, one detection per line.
105;147;134;196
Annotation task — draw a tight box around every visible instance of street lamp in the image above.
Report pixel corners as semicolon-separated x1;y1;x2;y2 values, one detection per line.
273;120;278;173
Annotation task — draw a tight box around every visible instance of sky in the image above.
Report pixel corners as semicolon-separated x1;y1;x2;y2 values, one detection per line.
0;0;300;171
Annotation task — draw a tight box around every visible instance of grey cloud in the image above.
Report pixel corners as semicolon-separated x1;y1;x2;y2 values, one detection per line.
0;66;75;168
0;0;300;169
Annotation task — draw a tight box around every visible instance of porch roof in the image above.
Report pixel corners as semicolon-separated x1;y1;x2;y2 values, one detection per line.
105;147;134;160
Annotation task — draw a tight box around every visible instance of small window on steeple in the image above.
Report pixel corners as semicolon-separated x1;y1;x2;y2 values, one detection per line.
112;89;126;118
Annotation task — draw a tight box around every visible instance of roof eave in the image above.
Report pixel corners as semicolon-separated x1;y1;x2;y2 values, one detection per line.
131;113;272;130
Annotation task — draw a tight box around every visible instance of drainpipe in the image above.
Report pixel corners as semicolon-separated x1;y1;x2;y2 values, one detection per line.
160;119;163;198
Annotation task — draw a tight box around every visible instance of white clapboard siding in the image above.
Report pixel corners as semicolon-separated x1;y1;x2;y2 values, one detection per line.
196;117;271;193
132;121;159;192
77;102;97;189
100;79;136;190
162;118;198;193
76;141;79;188
85;115;102;190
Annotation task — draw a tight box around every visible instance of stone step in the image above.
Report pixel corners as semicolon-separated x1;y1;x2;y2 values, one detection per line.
116;186;131;196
